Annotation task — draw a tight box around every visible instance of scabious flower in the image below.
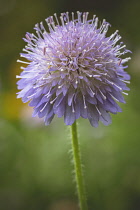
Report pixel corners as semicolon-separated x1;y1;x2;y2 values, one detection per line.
17;12;131;127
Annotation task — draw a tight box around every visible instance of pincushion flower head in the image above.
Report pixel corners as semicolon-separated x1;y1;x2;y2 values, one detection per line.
17;12;131;127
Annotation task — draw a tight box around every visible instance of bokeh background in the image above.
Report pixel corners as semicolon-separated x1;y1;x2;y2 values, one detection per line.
0;0;140;209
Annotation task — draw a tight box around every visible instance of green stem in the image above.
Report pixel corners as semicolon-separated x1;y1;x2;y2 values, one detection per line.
70;121;88;210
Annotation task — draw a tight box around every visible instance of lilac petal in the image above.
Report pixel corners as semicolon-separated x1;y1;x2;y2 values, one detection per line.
99;107;112;126
46;108;54;119
32;105;42;117
52;79;59;87
38;103;49;118
54;97;66;118
56;87;63;96
87;104;99;127
68;91;75;106
33;102;51;118
74;99;80;120
62;85;69;96
86;95;97;105
89;117;99;127
86;86;95;97
102;99;122;113
34;87;44;98
29;95;43;107
64;105;75;125
112;78;129;91
53;94;64;108
17;84;33;98
100;115;111;126
36;97;50;108
17;78;27;89
44;114;55;125
42;104;54;120
113;102;122;112
95;92;104;104
87;104;99;122
123;73;131;80
111;90;126;103
42;85;52;94
107;94;122;112
80;104;88;119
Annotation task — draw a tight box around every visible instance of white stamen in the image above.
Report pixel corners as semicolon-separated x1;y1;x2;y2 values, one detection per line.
106;79;114;85
27;92;36;99
120;79;130;84
95;106;101;115
93;17;98;30
99;89;106;100
89;86;95;96
20;66;25;70
17;59;30;64
45;87;52;97
115;44;126;51
77;11;82;23
40;102;48;112
93;75;101;77
22;49;32;54
107;30;119;42
50;96;58;104
72;12;74;22
122;92;128;95
109;93;119;102
72;102;75;113
54;13;60;25
121;57;131;64
106;79;122;90
113;83;122;90
66;12;69;23
91;15;96;25
60;15;65;27
83;95;87;109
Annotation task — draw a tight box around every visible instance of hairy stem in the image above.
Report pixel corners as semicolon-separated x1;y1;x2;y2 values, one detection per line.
70;121;88;210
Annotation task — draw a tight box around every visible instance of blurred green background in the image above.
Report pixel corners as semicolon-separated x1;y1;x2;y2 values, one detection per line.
0;0;140;209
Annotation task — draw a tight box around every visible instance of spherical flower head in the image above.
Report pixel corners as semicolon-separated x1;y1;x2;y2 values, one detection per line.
17;12;131;127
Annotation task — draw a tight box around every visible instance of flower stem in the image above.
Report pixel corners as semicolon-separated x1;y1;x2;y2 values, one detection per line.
70;121;88;210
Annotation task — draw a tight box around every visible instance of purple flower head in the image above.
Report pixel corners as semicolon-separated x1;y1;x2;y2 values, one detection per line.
17;12;131;127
